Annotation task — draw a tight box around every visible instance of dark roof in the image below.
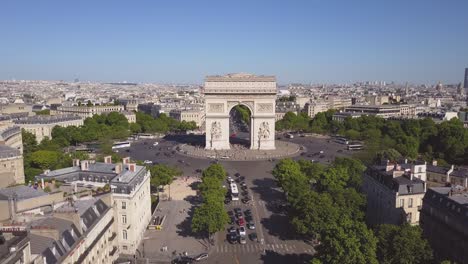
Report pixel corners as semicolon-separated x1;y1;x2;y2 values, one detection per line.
427;165;450;174
366;165;425;195
0;185;47;200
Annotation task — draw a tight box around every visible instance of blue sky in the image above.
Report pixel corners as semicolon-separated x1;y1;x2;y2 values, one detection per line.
1;0;467;84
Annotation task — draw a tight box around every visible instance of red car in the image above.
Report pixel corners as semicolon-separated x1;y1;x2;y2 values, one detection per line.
230;133;237;138
237;216;245;226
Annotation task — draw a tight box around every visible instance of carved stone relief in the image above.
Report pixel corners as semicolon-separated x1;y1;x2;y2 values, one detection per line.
210;121;222;139
208;103;224;113
257;103;273;113
258;121;270;139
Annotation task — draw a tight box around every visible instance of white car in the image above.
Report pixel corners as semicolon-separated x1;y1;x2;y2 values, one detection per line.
143;160;153;165
238;226;246;236
153;142;159;146
227;177;234;183
319;150;324;154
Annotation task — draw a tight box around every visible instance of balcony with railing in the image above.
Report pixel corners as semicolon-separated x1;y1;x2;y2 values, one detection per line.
108;232;117;242
109;246;118;256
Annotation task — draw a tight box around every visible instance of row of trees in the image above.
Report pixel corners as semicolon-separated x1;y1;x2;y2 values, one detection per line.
191;164;229;241
272;158;433;264
276;110;468;165
133;112;197;134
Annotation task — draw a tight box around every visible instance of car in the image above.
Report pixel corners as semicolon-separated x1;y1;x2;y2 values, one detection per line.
227;177;234;183
237;216;245;226
228;233;238;244
247;221;255;230
172;257;193;264
249;232;258;241
238;226;246;236
240;182;247;187
228;216;235;225
234;208;242;214
194;253;208;261
239;176;245;181
224;198;231;205
241;185;248;190
319;150;324;154
229;226;237;233
239;236;247;244
234;172;240;177
337;149;343;153
319;155;325;158
244;209;252;216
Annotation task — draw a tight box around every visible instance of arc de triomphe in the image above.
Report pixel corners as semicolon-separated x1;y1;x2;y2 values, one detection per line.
204;73;276;150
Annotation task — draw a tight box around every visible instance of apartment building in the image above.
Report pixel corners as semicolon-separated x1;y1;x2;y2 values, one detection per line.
52;105;136;123
35;157;151;257
14;115;84;142
420;187;468;264
169;108;204;127
362;160;427;225
304;101;330;118
0;146;24;188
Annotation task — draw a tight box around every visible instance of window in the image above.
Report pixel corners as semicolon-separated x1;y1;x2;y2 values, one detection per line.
400;198;405;208
123;246;128;250
418;167;422;173
408;198;413;208
122;215;127;224
122;230;127;240
122;201;126;209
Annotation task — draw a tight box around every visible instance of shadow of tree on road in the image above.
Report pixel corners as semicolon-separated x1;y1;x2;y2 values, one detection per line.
175;195;204;239
164;134;205;147
251;178;305;241
260;250;313;264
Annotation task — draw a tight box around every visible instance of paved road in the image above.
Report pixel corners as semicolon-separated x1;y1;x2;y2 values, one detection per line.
127;135;353;264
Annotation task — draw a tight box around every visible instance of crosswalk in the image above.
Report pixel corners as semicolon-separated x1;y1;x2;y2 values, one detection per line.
214;243;315;254
228;200;267;207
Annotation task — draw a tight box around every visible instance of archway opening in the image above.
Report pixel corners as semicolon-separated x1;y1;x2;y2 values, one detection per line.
229;105;251;149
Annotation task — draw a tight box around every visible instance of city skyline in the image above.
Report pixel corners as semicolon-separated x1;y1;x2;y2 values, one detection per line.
1;0;467;84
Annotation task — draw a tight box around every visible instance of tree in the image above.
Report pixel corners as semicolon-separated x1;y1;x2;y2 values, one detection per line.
21;129;37;154
35;109;50;115
150;164;181;187
191;199;229;236
375;224;433;264
86;100;93;106
202;164;227;181
29;150;63;170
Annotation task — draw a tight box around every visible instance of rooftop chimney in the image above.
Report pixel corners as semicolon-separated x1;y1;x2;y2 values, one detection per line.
104;155;112;164
123;157;130;164
72;159;80;167
128;163;136;172
432;160;438;166
80;160;89;171
115;163;123;174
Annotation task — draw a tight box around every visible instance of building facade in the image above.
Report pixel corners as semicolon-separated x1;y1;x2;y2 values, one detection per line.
14;115;84;143
420;187;468;264
304;101;330;118
35;157;151;258
53;105;136;123
169;108;204;127
0;146;24;188
362;160;427;226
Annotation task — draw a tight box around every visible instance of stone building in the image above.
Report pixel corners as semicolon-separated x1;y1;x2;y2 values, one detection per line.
52;105;136;123
14;115;84;143
169;108;204;127
35;157;151;257
362;160;427;225
0;146;24;188
420;187;468;264
304;101;330;118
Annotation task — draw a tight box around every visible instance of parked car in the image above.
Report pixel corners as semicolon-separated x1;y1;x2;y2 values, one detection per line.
239;236;247;244
238;226;246;236
234;208;242;215
194;253;208;261
228;233;238;244
237;216;245;226
247;221;255;230
249;232;258;242
244;209;252;216
242;197;252;204
229;226;236;234
235;172;241;177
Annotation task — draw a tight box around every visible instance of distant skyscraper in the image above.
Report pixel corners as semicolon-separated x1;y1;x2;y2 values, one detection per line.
464;68;468;89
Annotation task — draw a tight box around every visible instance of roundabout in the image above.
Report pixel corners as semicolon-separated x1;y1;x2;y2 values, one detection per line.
176;140;303;161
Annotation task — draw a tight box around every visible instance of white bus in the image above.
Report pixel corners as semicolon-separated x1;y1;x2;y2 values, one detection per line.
347;144;364;151
230;183;239;201
112;141;131;149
